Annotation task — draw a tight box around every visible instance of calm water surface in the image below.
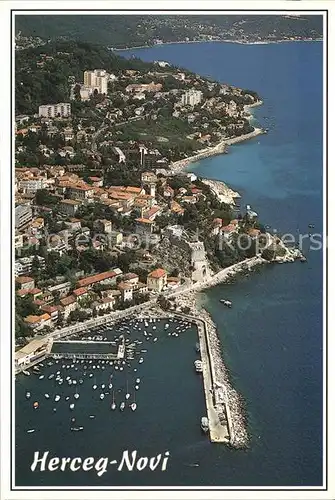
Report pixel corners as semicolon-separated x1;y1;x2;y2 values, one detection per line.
15;41;323;487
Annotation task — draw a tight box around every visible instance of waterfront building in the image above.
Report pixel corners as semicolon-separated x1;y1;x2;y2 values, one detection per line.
117;282;134;302
147;268;167;293
38;102;71;118
77;270;117;289
24;313;51;331
59;295;77;319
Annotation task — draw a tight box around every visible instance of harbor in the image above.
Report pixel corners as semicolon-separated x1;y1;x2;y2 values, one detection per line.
17;307;247;448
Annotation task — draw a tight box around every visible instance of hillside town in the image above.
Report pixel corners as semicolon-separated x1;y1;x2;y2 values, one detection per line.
15;48;279;345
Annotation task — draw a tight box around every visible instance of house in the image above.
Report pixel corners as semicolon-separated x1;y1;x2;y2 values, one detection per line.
77;270;117;289
147;268;167;293
15;338;48;367
24;313;51;331
221;224;237;241
117;282;133;302
59;199;81;216
123;273;139;285
170;201;184;215
141;171;158;184
102;289;121;301
40;305;59;322
163;185;174;198
212;218;223;236
15;276;35;290
94;219;112;234
93;297;115;313
59;295;77;319
134;282;148;294
247;228;261;238
135;218;154;235
64;218;82;231
39;291;54;305
109;231;123;247
73;287;89;300
167;276;181;288
89;176;103;187
47;281;71;298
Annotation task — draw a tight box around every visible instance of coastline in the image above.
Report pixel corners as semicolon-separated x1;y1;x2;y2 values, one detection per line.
111;38;322;52
169;127;265;175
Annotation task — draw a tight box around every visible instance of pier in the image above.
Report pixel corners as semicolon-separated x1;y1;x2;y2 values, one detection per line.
172;313;231;444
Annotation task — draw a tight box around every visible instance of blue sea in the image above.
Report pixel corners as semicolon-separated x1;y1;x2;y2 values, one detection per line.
15;41;323;488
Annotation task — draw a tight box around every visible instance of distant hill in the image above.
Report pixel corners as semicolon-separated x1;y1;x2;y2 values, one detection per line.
15;14;323;49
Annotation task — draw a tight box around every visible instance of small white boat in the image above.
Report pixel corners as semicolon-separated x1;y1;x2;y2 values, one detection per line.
101;384;105;389
100;393;105;400
44;393;50;399
153;337;158;342
54;395;60;402
108;383;113;389
38;375;44;380
89;373;93;378
120;402;125;411
130;402;137;411
26;391;31;399
139;357;143;364
27;429;35;433
74;392;80;400
66;396;70;401
135;385;139;390
93;384;97;390
69;403;75;410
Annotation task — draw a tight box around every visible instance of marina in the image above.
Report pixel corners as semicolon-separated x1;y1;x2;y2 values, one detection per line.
16;311;239;447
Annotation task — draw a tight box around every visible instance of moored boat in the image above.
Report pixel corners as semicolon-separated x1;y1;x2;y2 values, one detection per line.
201;416;209;433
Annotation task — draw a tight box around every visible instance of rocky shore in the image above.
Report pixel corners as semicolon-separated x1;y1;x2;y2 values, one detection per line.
169;127;265;174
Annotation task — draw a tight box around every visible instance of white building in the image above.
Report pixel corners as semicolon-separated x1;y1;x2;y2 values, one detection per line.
181;90;203;107
15;256;46;277
19;178;47;194
38;103;71;118
15;204;33;229
84;69;109;95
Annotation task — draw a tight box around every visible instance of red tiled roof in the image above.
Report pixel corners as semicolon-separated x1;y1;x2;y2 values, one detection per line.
15;276;34;284
73;287;88;297
148;268;167;279
78;271;116;288
60;295;76;306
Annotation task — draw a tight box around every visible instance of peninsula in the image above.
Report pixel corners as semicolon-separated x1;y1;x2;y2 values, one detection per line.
15;39;303;450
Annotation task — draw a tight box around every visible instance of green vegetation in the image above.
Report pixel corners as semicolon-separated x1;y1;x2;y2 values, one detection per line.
15;40;156;114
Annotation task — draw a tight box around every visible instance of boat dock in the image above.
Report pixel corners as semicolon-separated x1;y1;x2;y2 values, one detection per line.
49;338;125;361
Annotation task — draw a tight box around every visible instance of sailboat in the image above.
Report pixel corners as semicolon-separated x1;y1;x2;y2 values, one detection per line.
130;392;137;411
125;380;130;400
74;387;80;400
111;391;116;411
